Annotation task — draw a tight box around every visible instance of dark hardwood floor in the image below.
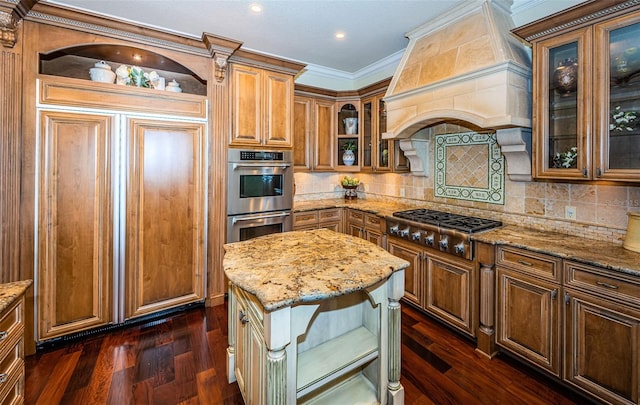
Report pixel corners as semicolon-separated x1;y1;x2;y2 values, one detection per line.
25;302;591;404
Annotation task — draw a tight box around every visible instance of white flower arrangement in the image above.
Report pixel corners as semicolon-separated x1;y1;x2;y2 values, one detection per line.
115;65;162;89
553;146;578;168
610;106;637;132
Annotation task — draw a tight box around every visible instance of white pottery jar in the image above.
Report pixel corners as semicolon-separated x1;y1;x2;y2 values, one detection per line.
165;80;182;93
89;61;116;84
343;117;358;134
343;149;356;166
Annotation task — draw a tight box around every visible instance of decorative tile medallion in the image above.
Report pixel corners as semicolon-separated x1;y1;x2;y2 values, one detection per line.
434;132;505;204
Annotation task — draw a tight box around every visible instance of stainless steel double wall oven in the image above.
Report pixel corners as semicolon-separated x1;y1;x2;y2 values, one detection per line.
226;149;293;242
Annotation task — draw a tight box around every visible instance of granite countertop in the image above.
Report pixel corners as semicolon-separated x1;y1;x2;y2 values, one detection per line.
223;228;409;311
472;226;640;278
293;199;640;278
293;198;415;218
0;280;32;313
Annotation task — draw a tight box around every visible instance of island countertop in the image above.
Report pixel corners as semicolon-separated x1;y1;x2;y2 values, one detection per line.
0;280;32;313
223;228;410;311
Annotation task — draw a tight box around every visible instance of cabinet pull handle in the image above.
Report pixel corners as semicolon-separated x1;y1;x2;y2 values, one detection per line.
551;289;558;300
517;259;533;267
582;167;588;177
0;373;7;384
239;310;249;324
596;281;619;290
0;331;7;341
564;292;570;305
596;167;602;178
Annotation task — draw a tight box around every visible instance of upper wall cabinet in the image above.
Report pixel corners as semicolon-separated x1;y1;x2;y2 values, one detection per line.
229;63;298;148
514;1;640;182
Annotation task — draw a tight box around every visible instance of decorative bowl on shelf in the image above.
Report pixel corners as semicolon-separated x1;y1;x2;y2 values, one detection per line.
89;61;116;84
341;176;360;200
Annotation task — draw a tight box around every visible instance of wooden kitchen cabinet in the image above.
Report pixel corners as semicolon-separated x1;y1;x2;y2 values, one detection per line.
230;63;294;148
346;209;385;248
514;1;640;181
292;208;342;233
387;235;477;337
293;94;336;171
426;253;477;337
0;286;28;405
386;238;422;306
36;76;207;341
362;92;391;172
563;260;640;404
37;109;115;338
496;246;563;377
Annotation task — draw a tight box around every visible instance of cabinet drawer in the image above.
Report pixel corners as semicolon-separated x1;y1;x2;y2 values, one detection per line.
0;339;23;404
347;210;364;226
293;211;318;227
497;246;561;282
364;214;384;232
564;261;640;307
0;300;23;363
318;208;341;223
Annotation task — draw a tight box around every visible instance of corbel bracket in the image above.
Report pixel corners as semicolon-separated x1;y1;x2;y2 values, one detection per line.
202;33;242;83
0;11;18;48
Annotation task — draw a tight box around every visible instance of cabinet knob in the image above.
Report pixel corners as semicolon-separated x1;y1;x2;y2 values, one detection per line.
551;289;558;300
239;310;249;324
0;331;7;341
0;373;7;384
596;167;602;178
582;167;588;177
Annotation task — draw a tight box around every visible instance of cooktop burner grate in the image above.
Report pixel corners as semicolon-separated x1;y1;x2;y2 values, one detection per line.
392;208;502;233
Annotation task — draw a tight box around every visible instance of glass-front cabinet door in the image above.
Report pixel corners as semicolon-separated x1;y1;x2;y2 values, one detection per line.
361;95;392;172
595;12;640;181
534;27;592;180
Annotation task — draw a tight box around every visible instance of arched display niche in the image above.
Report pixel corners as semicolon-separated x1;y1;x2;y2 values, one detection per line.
39;44;208;95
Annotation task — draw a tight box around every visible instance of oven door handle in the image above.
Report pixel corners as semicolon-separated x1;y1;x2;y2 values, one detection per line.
231;211;291;224
232;163;291;170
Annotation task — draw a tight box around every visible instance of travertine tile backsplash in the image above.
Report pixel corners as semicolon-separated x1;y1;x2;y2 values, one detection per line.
294;171;633;245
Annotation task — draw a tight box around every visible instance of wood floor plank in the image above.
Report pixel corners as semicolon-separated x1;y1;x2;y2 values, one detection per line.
35;350;82;404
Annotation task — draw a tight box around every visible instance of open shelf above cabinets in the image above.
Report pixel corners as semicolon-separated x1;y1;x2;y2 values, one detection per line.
39;44;207;96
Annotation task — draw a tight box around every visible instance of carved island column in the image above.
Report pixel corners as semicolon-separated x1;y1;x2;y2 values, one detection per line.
202;33;242;306
476;241;497;358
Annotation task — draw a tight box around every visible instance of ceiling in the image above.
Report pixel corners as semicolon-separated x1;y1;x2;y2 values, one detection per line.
43;0;586;86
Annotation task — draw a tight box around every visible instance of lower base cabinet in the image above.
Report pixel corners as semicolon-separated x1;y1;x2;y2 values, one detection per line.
563;260;640;405
496;246;640;405
387;236;476;337
227;270;405;405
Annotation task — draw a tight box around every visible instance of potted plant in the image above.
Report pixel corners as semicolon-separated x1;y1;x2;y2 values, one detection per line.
342;140;357;166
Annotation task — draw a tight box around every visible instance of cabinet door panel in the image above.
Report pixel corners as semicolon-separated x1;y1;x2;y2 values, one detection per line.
37;111;114;339
313;100;335;170
231;65;262;145
264;71;293;147
125;118;206;318
565;290;640;404
293;96;313;170
497;268;561;376
426;255;475;336
533;27;592;180
594;13;640;180
387;239;422;306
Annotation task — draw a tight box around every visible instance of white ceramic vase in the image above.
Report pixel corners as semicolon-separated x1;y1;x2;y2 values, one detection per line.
343;149;355;166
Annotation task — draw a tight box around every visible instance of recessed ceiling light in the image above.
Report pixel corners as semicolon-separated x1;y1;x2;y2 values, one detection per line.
335;32;345;39
250;3;262;13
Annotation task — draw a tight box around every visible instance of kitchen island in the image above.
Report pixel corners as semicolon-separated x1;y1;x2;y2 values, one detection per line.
223;228;409;405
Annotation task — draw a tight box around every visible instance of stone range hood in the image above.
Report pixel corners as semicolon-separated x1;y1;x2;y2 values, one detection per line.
383;0;533;181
